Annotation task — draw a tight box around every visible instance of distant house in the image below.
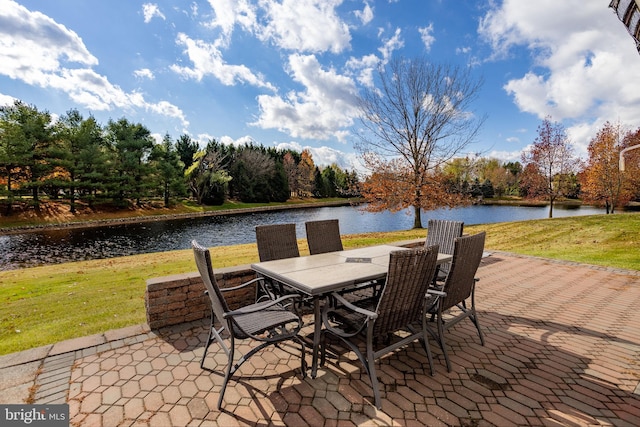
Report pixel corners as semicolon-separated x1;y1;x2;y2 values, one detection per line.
610;0;640;52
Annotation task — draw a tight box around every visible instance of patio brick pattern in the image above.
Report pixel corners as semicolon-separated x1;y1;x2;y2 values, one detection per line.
1;252;639;426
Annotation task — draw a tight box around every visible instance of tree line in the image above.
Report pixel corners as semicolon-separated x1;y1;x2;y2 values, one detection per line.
3;88;639;221
0;101;359;214
353;56;640;225
431;117;640;217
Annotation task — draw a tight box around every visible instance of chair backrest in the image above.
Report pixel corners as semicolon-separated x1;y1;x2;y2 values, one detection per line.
425;219;464;256
373;246;439;338
305;219;344;255
440;232;486;311
192;240;230;322
255;223;300;262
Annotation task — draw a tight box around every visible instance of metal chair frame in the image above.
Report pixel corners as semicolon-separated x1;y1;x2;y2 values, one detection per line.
425;232;486;372
192;240;307;409
320;246;440;408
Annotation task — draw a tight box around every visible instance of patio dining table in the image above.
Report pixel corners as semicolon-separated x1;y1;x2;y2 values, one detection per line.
251;245;452;377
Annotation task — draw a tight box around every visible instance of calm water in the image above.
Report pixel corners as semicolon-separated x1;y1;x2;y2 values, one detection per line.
0;204;604;270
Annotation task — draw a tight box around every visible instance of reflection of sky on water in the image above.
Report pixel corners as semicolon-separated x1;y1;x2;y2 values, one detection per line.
0;204;604;271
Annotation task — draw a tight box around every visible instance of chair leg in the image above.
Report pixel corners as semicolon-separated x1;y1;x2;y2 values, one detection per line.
366;337;382;409
437;314;452;372
201;317;215;369
297;337;308;378
421;317;435;376
218;335;235;409
201;317;229;370
470;291;485;346
471;312;485;345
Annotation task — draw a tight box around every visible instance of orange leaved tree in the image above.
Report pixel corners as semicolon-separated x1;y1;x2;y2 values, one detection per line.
355;57;485;228
581;121;640;213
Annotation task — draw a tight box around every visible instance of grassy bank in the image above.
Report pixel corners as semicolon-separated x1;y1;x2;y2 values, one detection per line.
1;213;638;355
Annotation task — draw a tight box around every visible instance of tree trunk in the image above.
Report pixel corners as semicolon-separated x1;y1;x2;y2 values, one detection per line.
69;172;76;214
32;186;40;210
413;205;423;228
5;172;13;215
164;181;169;207
548;199;554;218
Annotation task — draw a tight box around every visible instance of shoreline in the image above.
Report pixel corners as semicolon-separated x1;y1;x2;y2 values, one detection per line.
1;197;620;236
0;200;356;235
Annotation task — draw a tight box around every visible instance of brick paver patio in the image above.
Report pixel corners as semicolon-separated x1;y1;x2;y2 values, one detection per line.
1;252;639;426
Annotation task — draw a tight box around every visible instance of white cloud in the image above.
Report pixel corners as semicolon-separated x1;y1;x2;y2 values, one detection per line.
134;68;154;80
378;27;404;62
171;33;275;90
253;54;359;141
479;0;640;148
142;3;166;23
149;101;189;130
0;0;98;82
273;140;360;170
0;93;17;106
344;26;403;89
0;0;187;127
487;149;524;163
256;0;351;53
219;135;256;147
346;53;379;88
206;0;256;46
195;133;215;149
355;1;374;25
419;24;435;52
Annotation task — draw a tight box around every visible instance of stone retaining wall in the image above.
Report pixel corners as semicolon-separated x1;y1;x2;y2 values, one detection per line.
145;265;258;329
145;239;424;330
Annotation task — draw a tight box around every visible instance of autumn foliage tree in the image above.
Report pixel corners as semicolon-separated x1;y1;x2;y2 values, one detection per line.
521;116;577;218
580;121;634;213
355;57;485;228
297;149;316;197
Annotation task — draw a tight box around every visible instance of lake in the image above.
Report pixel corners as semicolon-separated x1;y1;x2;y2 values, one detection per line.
0;203;604;270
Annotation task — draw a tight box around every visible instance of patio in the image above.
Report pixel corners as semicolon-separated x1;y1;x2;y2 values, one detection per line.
1;252;639;426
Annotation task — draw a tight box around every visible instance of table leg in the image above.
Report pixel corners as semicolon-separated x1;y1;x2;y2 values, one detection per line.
311;297;321;378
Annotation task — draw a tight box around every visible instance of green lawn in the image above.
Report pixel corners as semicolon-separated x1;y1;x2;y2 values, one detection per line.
1;213;638;355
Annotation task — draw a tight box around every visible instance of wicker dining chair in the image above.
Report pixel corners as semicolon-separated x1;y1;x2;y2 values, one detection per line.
305;219;344;255
255;223;300;262
255;223;301;301
425;232;486;372
301;218;381;304
425;219;464;282
320;246;440;409
192;240;307;409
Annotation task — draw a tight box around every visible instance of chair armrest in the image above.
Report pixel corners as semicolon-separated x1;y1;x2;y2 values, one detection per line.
219;277;264;293
321;292;375;338
330;292;378;319
224;293;301;318
427;289;447;297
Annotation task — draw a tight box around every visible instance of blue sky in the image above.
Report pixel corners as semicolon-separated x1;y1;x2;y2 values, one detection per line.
2;0;640;172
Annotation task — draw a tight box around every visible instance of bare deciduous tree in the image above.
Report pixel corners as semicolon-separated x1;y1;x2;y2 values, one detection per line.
355;56;485;228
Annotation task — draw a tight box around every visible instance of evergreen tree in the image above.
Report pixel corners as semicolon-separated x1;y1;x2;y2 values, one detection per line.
56;109;109;212
151;133;187;207
175;134;199;170
0;100;55;208
105;118;155;206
